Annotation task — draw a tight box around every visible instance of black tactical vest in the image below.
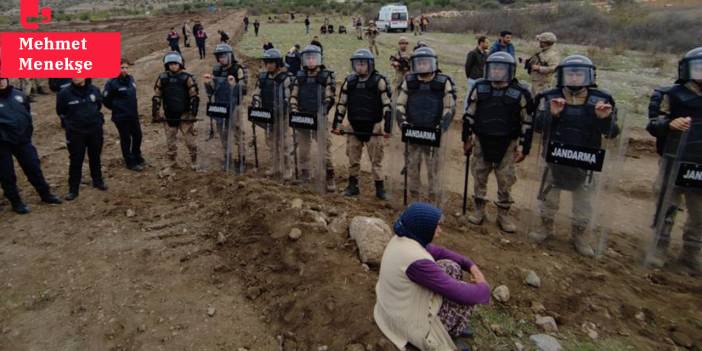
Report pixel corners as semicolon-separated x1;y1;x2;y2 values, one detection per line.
259;71;288;112
160;71;192;119
213;63;242;105
405;73;446;128
473;79;523;138
296;69;330;114
347;73;384;124
545;88;614;149
666;84;702;162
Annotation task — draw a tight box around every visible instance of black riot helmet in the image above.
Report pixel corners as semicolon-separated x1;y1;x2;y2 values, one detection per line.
301;44;323;69
350;48;375;76
213;43;235;66
263;48;284;67
678;47;702;83
484;52;516;82
410;46;438;74
163;51;185;71
556;54;596;89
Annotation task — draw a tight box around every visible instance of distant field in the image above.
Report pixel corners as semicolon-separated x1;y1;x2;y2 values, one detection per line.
237;15;680;129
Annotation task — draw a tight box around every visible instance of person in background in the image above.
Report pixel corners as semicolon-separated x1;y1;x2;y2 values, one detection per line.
489;30;515;58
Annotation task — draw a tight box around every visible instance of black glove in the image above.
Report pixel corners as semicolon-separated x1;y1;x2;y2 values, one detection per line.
190;96;200;117
151;96;162;123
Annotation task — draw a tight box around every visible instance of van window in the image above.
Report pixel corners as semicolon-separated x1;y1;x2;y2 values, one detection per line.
391;12;407;20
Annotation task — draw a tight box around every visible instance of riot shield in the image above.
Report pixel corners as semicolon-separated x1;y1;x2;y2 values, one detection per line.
527;103;627;257
386;123;451;209
226;82;245;174
248;79;291;180
290;85;327;193
198;80;244;173
646;120;702;264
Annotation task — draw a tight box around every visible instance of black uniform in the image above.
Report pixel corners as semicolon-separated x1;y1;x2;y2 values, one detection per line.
0;85;57;210
56;81;105;194
103;74;143;169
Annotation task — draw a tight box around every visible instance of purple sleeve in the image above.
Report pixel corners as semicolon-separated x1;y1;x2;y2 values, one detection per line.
425;244;475;270
406;259;491;306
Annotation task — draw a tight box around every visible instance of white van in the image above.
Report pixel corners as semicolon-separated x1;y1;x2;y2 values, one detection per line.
375;4;409;32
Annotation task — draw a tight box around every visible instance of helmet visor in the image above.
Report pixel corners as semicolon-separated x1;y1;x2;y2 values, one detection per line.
302;52;322;68
689;59;702;80
411;56;436;74
351;59;373;76
560;66;594;88
216;53;231;65
485;62;513;82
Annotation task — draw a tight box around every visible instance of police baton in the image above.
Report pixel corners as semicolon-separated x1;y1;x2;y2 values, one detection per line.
462;154;470;215
338;129;385;137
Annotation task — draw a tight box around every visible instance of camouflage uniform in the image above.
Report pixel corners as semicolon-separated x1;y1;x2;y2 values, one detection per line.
333;73;392;181
528;33;560;97
289;67;337;179
204;63;248;154
652;81;702;256
153;72;200;166
366;25;380;56
390;49;412;92
463;81;532;226
396;73;456;197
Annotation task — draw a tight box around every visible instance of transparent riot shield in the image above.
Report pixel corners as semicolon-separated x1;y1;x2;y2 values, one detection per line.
290;86;327;193
248;79;289;179
646;120;702;264
387;122;450;209
199;97;229;172
527;104;627;258
226;82;245;174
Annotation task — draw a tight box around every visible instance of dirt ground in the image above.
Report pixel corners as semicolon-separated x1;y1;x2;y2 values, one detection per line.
1;9;701;351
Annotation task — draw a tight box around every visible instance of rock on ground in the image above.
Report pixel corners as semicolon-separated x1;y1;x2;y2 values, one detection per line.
348;216;393;265
529;334;562;351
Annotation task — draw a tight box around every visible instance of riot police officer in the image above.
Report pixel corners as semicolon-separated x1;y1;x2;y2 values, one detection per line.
152;51;200;169
462;52;534;233
250;48;294;179
332;48;392;199
0;77;61;213
395;46;457;201
529;55;618;257
203;43;248;168
289;44;337;192
57;78;107;201
646;47;702;272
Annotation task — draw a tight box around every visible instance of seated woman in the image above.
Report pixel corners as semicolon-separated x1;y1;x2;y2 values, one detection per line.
374;202;491;351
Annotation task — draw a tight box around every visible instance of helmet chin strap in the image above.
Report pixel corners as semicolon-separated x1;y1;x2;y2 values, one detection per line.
566;86;585;93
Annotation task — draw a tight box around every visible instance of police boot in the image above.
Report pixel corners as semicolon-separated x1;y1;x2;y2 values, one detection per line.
40;193;63;204
679;245;702;274
375;180;387;200
344;176;360;197
11;199;30;214
572;224;595;258
326;169;336;192
497;207;516;233
93;180;108;191
528;217;554;243
644;239;669;268
65;187;79;201
467;199;486;225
